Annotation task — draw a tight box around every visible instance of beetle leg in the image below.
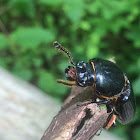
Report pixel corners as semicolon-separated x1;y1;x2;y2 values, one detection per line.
88;99;116;129
88;98;111;106
57;79;76;86
106;104;114;113
77;99;111;107
104;113;116;129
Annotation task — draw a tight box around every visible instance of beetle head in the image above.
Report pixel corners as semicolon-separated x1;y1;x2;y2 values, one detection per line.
64;61;87;86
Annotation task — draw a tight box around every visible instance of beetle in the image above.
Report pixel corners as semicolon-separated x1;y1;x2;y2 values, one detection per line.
53;41;136;128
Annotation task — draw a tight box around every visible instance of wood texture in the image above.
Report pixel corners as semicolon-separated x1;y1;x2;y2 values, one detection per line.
41;87;110;140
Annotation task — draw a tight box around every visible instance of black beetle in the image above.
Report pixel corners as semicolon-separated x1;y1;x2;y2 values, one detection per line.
53;41;136;128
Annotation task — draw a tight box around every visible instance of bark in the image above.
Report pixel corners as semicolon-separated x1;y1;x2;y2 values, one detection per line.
41;87;110;140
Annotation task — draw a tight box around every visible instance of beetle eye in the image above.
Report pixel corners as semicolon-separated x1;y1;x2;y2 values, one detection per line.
65;66;76;81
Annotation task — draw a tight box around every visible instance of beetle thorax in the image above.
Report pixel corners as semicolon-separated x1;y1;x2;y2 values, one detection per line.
76;61;95;86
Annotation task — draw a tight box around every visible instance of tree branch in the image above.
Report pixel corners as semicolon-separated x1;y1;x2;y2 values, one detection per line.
41;87;110;140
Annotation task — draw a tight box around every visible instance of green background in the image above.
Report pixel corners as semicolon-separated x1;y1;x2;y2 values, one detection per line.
0;0;140;140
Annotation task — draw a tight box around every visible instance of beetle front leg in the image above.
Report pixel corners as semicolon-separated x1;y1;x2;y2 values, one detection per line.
77;98;112;107
89;99;114;113
89;98;111;106
77;99;110;107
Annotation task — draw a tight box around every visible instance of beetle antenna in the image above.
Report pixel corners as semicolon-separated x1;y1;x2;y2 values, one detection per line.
53;41;76;66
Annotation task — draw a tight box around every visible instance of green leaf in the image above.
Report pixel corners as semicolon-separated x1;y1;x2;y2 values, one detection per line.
38;70;68;96
44;47;57;61
111;124;128;140
38;0;63;6
126;27;140;48
86;32;103;59
10;27;55;50
0;34;8;49
133;76;140;95
86;45;99;59
12;66;33;81
63;0;85;23
98;105;107;110
133;127;140;140
57;60;70;72
9;0;35;17
110;18;129;34
32;57;43;68
80;21;91;31
0;58;8;68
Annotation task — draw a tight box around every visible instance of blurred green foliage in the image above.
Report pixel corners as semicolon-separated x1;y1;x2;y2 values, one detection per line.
0;0;140;139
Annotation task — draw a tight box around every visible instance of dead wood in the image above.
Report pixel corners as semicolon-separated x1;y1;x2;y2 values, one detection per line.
41;86;110;140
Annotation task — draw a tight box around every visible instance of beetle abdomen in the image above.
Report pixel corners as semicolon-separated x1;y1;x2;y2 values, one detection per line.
90;58;125;97
116;97;135;124
115;80;136;124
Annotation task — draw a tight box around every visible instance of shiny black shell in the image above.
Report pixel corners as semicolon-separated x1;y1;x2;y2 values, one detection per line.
115;81;136;124
71;58;135;125
90;58;125;97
